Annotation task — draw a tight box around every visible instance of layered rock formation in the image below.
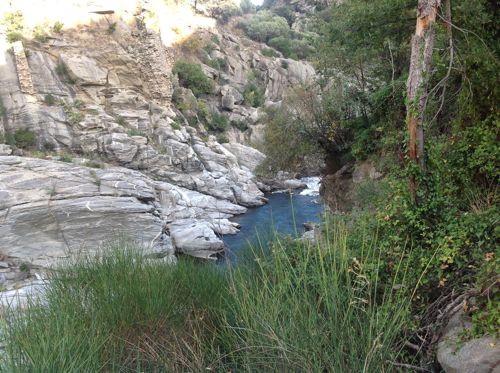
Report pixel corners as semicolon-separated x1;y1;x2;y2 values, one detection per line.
0;0;316;274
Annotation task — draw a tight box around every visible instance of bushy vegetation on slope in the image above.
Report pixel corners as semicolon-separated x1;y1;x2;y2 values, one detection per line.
261;0;499;349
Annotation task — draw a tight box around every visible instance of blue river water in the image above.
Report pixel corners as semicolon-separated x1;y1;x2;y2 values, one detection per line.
222;178;324;262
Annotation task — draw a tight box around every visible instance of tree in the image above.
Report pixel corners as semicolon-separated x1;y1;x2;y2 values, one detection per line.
406;0;441;201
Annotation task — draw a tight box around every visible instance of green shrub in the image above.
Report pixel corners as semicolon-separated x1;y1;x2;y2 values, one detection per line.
127;129;146;137
42;141;56;152
55;61;75;84
245;10;290;43
173;60;214;97
243;82;265;108
2;11;24;41
13;129;36;148
115;115;126;126
261;47;279;57
33;24;48;43
59;153;73;163
52;21;64;33
240;0;256;14
0;96;5;116
268;35;292;57
231;119;248;131
6;31;23;43
170;120;182;130
208;111;229;132
206;57;227;71
107;22;117;34
216;133;229;143
43;94;56;106
63;103;84;125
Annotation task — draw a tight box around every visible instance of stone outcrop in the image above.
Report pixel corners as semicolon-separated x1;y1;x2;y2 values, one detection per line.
0;156;248;266
0;0;317;274
437;309;500;373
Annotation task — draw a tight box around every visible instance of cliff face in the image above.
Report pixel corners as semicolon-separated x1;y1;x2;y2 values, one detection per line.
0;0;317;271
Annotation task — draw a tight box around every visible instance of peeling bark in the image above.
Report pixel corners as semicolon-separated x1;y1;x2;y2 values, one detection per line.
406;0;441;201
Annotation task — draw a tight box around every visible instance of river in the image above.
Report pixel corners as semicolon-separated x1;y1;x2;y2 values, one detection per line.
222;177;324;262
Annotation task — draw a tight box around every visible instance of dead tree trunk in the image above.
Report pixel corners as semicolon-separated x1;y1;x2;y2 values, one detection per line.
406;0;441;202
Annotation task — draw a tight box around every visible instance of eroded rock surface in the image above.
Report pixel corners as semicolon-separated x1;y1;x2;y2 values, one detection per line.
0;156;249;265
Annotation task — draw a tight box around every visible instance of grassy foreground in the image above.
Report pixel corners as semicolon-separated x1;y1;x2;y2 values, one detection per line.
1;226;415;372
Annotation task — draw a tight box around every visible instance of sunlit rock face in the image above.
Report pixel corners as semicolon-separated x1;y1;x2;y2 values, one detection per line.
0;0;317;268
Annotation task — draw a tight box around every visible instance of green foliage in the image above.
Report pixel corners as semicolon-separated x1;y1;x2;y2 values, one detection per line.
0;244;227;372
243;82;265;108
212;2;242;23
59;153;73;163
55;61;75;84
33;24;49;43
170;120;182;130
0;97;5;116
6;32;23;43
52;21;64;33
216;133;229;143
173;59;214;97
258;103;319;175
43;94;56;106
206;57;227;71
240;0;256;14
13;129;36;148
127;129;146;137
245;10;290;43
231;119;248;131
208;111;229;132
63;103;84;125
107;22;117;34
2;11;24;41
42;141;56;152
261;47;278;57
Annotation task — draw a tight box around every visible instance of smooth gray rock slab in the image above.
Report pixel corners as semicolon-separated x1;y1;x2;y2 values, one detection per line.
437;310;500;373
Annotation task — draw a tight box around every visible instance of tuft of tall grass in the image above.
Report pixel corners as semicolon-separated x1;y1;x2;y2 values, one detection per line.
1;225;415;372
0;241;227;372
216;221;413;372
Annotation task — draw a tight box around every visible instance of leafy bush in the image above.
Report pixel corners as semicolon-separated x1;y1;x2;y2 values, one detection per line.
261;47;279;57
55;61;75;84
13;129;36;148
43;94;56;106
33;24;48;43
127;129;146;137
243;82;265;108
216;133;229;143
208;111;229;132
240;0;256;14
173;60;214;97
206;57;227;71
59;153;73;163
6;31;23;43
107;22;117;34
2;11;24;41
231;119;248;131
245;11;290;43
52;21;64;33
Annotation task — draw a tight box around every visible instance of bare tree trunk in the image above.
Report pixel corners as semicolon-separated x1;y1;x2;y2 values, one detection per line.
406;0;441;202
